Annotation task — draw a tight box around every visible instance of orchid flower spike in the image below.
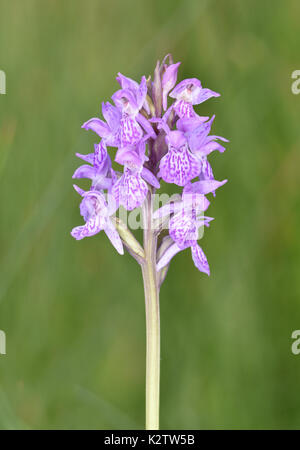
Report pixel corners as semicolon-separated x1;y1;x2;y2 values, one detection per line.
71;55;228;429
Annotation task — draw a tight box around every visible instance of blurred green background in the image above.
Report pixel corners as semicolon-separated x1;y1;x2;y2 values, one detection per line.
0;0;300;430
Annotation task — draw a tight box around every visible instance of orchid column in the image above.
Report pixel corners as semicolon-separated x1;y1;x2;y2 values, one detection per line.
71;55;228;429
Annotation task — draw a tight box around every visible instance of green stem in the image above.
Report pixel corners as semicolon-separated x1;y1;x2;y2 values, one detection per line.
142;190;160;430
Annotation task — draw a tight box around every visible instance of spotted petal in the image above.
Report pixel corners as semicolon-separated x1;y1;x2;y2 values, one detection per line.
191;244;210;275
120;117;143;147
159;146;200;186
199;157;214;180
71;215;104;240
94;141;110;172
169;212;198;249
173;100;196;119
112;169;148;211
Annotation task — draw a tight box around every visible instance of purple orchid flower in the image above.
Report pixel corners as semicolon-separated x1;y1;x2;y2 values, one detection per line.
112;73;156;148
82;102;121;147
112;140;160;211
177;115;228;156
71;189;123;254
169;78;220;119
159;130;200;186
72;141;113;191
155;179;226;275
156;204;211;275
151;119;200;187
177;115;229;195
116;72;150;114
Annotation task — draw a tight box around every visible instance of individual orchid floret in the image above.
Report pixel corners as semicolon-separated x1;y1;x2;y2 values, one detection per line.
73;141;113;191
71;190;123;254
162;62;181;111
112;166;148;211
177;115;229;195
153;178;225;231
156;214;211;276
114;75;156;139
82;102;121;148
156;178;226;275
169;78;220;119
160;130;200;186
112;141;159;211
116;73;150;114
152;119;200;186
178;115;229;156
112;89;155;147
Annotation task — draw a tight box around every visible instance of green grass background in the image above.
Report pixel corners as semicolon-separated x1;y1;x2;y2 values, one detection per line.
0;0;300;429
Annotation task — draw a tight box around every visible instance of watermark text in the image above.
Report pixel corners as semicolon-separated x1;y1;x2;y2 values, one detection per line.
0;70;6;95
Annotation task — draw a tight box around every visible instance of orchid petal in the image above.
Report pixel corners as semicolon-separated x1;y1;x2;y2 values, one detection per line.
197;141;226;156
169;213;198;249
153;197;181;220
104;219;124;255
120;117;143;147
82;118;110;138
176;116;209;132
101;102;121;133
75;152;94;164
173;100;196;119
73;184;85;196
115;147;143;168
159;146;200;186
94;141;109;170
136;113;156;139
92;175;112;191
207;134;229;143
71;215;103;240
72;164;96;180
112;169;148;211
116;73;139;91
112;89;139;115
162;62;181;110
137;76;147;111
186;117;214;151
141;167;160;188
191;244;210;275
166;130;186;148
185;179;227;195
199;157;214;181
181;192;210;213
169;78;202;99
191;88;220;105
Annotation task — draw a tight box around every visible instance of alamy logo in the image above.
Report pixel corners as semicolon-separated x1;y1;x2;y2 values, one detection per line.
0;330;6;355
291;330;300;355
291;70;300;95
0;70;6;94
